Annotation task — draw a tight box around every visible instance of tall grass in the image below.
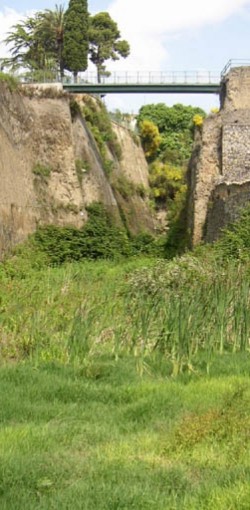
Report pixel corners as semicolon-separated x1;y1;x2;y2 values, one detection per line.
0;252;250;374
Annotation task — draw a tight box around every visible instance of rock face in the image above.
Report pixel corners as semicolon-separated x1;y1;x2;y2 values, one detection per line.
188;66;250;245
0;83;154;257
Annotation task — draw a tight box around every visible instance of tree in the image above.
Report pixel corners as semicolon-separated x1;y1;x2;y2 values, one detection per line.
4;6;65;79
137;103;206;165
4;15;47;72
63;0;89;82
36;5;65;79
88;12;130;83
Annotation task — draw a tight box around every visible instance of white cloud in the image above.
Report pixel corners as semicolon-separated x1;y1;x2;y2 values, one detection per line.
0;7;24;57
107;0;250;71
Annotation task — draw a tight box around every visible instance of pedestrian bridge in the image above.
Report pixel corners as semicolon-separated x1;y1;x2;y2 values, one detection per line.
61;60;250;94
1;58;249;94
62;70;220;94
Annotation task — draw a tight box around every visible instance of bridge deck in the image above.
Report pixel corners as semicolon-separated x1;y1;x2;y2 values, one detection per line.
62;83;220;94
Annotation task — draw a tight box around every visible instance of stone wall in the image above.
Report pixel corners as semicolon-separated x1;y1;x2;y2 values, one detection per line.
189;66;250;244
222;124;250;181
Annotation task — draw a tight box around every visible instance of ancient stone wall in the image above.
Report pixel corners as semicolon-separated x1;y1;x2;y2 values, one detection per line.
222;124;250;181
189;66;250;244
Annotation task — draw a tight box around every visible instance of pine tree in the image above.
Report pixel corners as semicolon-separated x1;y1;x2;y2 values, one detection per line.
89;12;130;83
63;0;89;82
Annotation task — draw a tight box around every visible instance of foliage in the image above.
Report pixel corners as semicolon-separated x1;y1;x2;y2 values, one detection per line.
210;107;219;114
114;175;136;199
88;12;130;83
82;95;122;170
138;119;161;160
33;203;132;264
0;71;19;91
3;11;60;75
149;161;186;207
193;113;204;127
137;102;206;165
75;158;90;185
215;204;250;261
137;102;206;135
69;98;81;119
1;242;250;374
32;162;52;180
35;5;65;78
63;0;89;81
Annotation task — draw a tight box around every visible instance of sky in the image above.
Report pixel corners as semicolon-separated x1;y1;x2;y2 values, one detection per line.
1;0;250;112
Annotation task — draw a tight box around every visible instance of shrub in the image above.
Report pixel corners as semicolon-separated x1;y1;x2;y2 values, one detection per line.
138;119;161;160
149;161;187;210
82;96;122;163
113;175;136;199
32;162;52;180
0;71;19;91
69;98;81;120
193;114;204;127
33;203;133;264
215;204;250;261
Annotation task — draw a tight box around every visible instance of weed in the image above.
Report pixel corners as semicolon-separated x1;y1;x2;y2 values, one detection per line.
0;71;19;91
75;159;90;186
32;162;51;180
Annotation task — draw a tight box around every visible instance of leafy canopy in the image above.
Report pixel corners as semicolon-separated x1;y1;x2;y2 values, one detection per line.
137;102;206;166
88;12;130;83
63;0;89;79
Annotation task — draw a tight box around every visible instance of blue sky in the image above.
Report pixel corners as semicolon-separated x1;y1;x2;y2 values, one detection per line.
1;0;250;112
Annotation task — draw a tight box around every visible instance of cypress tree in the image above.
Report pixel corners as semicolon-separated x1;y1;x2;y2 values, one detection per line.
63;0;89;82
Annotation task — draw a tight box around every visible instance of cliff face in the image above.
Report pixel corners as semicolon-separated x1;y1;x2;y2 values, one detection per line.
0;83;154;257
188;66;250;245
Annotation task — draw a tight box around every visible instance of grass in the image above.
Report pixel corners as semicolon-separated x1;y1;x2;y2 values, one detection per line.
0;71;19;91
0;358;250;509
1;249;250;507
1;252;250;372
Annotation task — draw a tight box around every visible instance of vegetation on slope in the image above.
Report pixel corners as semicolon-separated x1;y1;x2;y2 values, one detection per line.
0;207;250;507
137;103;206;255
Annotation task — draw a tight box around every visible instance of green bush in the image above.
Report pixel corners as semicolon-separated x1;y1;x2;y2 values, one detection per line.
215;205;250;260
33;203;133;264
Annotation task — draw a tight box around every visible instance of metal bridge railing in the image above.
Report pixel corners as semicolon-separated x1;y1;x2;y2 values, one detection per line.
221;59;250;78
66;70;220;86
0;63;220;86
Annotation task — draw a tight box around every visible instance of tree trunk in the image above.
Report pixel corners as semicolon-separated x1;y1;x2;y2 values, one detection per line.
73;71;78;84
97;65;101;84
